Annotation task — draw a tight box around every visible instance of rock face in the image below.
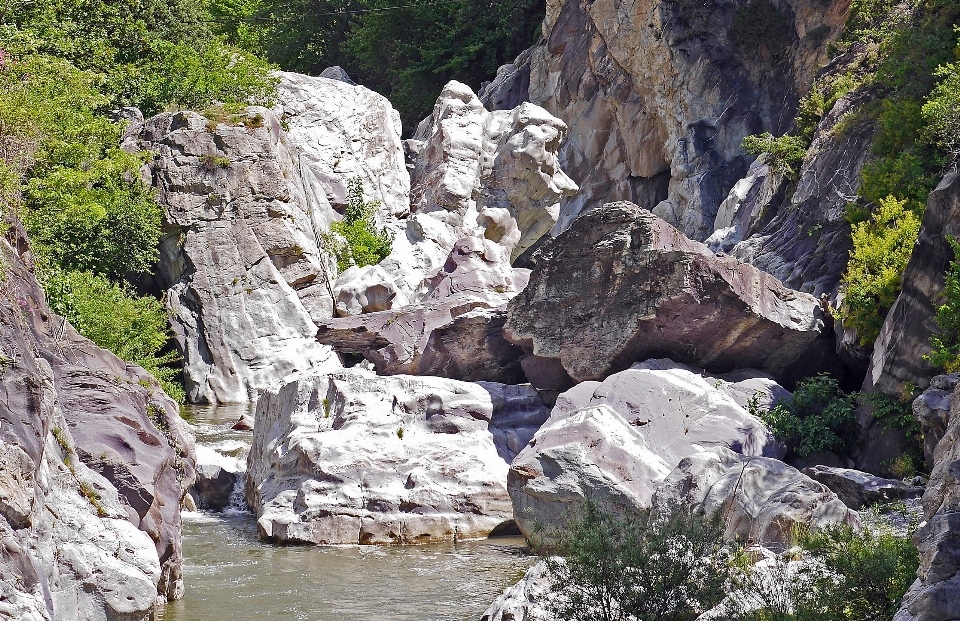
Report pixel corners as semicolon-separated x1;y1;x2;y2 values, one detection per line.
914;374;959;468
480;559;554;621
194;464;239;511
129;104;343;404
867;170;960;397
802;465;923;510
508;360;787;536
480;0;848;241
503;201;837;390
246;368;548;544
317;236;528;383
896;377;960;620
652;448;859;549
0;219;194;616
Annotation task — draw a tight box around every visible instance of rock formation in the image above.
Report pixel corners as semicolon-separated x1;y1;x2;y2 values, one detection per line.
503;201;838;389
316;236;528;383
0;219;195;616
128;105;342;404
896;376;960;620
508;360;787;536
245;368;550;544
867;170;960;397
480;559;554;621
480;0;849;241
803;465;923;510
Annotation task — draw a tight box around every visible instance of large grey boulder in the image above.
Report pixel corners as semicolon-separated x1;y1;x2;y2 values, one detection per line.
896;379;960;620
914;374;960;468
508;360;787;536
246;368;548;544
194;464;239;511
317;236;528;382
480;559;554;621
480;0;847;241
652;448;860;549
503;201;838;390
131;105;343;404
0;221;189;616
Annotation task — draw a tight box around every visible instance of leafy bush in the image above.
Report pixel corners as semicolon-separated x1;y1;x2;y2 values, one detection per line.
540;500;729;621
928;237;960;371
742;133;808;178
754;374;857;458
838;195;921;345
733;524;918;621
728;0;793;53
44;269;184;403
322;178;392;272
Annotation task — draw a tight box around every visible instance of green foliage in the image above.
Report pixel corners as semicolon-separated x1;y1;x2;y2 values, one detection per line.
922;28;960;160
839;196;921;345
742;133;807;179
44;269;184;403
322;178;392;272
732;524;919;621
757;374;857;458
541;500;729;621
728;0;793;53
928;237;960;372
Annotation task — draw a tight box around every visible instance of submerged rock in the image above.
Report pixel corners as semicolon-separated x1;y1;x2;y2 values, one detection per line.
508;360;787;536
246;368;548;544
504;202;838;389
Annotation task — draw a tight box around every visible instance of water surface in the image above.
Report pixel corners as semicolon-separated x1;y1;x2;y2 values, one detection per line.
159;404;533;621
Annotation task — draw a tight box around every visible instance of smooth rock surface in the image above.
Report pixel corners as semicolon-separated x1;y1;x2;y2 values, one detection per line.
246;368;545;544
132;104;343;404
503;201;837;389
479;559;554;621
652;447;860;549
317;237;528;383
914;375;960;468
803;465;923;510
194;464;239;511
0;220;186;616
508;360;787;536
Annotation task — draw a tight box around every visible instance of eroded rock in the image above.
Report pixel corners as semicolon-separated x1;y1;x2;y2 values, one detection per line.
803;465;923;510
503;201;838;389
508;360;787;536
246;368;545;544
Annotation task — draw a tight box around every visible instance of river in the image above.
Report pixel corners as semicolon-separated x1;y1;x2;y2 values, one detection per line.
158;405;534;621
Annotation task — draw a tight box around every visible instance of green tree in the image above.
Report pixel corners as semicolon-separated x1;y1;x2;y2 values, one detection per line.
322;178;393;272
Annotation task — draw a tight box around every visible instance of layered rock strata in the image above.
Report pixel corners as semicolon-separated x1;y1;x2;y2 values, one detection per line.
0;220;195;615
246;368;548;544
503;201;837;389
317;237;528;383
507;360;787;536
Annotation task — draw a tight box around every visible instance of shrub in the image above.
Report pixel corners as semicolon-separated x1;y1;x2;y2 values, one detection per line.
928;236;960;371
322;178;392;272
755;374;857;458
729;0;794;53
922;30;960;161
734;524;918;621
540;500;730;621
742;133;808;178
44;269;184;402
839;195;921;345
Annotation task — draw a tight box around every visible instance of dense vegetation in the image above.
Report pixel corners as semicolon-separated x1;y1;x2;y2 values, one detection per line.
211;0;545;133
0;0;277;401
544;501;919;621
741;0;960;345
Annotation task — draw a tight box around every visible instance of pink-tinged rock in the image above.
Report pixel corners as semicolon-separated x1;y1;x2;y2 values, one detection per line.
503;201;839;390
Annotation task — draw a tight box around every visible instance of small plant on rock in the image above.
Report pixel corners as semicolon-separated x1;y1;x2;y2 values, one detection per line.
321;177;393;272
742;133;808;179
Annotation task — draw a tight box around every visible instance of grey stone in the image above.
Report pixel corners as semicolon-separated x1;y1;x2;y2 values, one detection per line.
194;464;239;511
803;465;923;510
